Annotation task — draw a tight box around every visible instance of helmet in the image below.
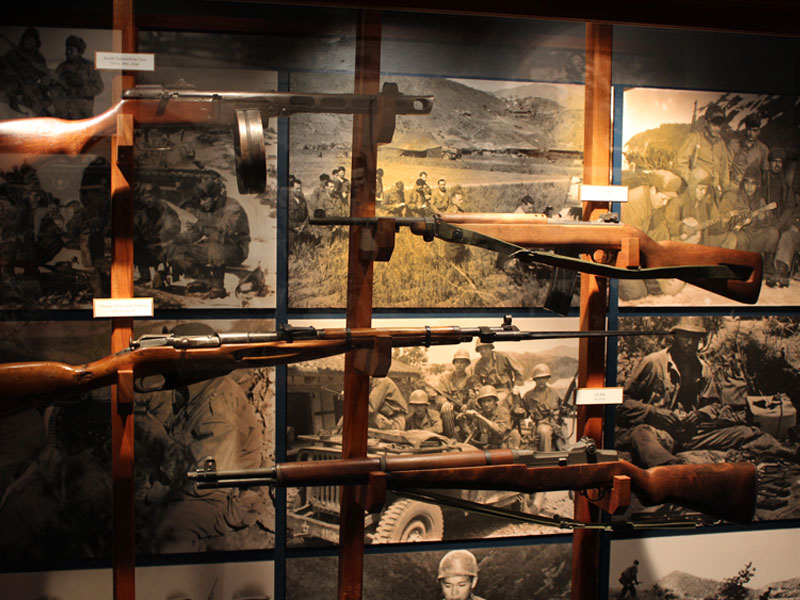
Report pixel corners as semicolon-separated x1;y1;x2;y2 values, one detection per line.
671;317;707;335
197;175;224;199
476;385;499;403
475;341;494;351
705;104;726;125
452;349;470;363
409;389;429;405
532;363;551;379
438;550;478;580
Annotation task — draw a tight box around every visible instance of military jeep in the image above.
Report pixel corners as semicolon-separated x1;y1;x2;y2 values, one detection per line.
285;428;526;545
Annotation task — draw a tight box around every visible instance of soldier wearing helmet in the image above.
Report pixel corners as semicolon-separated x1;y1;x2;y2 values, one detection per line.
618;317;796;467
516;362;564;452
460;385;520;449
437;550;484;600
405;389;443;434
472;340;523;408
434;349;478;439
165;172;250;299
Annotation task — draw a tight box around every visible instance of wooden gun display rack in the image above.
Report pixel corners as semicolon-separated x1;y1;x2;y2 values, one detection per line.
36;4;621;600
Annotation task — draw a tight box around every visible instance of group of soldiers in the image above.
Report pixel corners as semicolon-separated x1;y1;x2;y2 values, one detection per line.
1;27;104;119
367;341;571;456
134;172;251;299
287;167;468;252
623;104;800;298
0;158;111;300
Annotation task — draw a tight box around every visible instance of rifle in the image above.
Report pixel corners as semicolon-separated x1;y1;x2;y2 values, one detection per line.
0;317;663;418
0;82;433;193
188;438;756;525
309;213;763;305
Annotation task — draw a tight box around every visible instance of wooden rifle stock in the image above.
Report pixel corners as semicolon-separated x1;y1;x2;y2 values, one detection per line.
438;213;762;305
193;449;756;525
383;460;756;525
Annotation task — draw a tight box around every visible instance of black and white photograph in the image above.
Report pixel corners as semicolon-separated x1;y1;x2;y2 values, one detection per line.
0;559;274;600
0;27;116;309
615;315;800;523
619;87;800;308
609;528;800;600
285;316;581;547
287;542;571;599
0;318;276;563
288;72;584;310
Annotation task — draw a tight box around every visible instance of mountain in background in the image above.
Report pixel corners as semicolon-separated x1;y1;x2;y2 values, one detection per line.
290;72;583;152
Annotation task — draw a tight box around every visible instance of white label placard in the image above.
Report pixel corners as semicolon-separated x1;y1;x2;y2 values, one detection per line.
95;51;155;71
93;298;154;318
579;184;629;203
575;387;623;405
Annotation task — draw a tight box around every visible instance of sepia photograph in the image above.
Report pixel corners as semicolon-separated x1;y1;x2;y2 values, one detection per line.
287;72;584;310
284;315;581;547
610;528;800;600
0;318;276;563
287;542;572;600
615;315;800;523
619;87;800;308
0;559;274;600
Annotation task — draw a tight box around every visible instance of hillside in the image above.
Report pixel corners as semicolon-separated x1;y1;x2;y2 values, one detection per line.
289;72;583;152
657;570;722;599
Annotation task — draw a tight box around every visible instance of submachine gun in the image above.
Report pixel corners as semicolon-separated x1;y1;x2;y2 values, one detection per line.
0;82;434;193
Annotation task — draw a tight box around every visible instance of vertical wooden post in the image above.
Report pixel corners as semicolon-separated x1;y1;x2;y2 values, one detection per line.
337;10;382;600
111;2;136;599
572;23;613;600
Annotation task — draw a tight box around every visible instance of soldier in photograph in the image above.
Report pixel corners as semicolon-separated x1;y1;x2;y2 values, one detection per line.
0;27;55;116
678;169;737;249
72;157;112;297
431;178;449;212
334;166;350;203
675;103;730;193
459;385;520;449
437;550;485;600
719;165;779;270
408;177;431;215
137;324;268;553
53;35;104;119
368;377;407;431
375;167;384;200
616;559;641;600
727;113;769;190
133;182;180;286
381;180;406;215
617;317;797;468
434;349;478;439
405;389;443;434
764;148;796;231
621;169;683;243
472;340;523;408
165;174;250;299
515;363;563;452
287;177;316;252
418;171;432;202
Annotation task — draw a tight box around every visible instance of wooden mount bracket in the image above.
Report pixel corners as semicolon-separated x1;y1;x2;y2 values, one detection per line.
353;334;393;377
115;113;135;178
358;219;397;263
618;237;641;269
356;471;388;514
586;475;631;515
116;368;134;415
